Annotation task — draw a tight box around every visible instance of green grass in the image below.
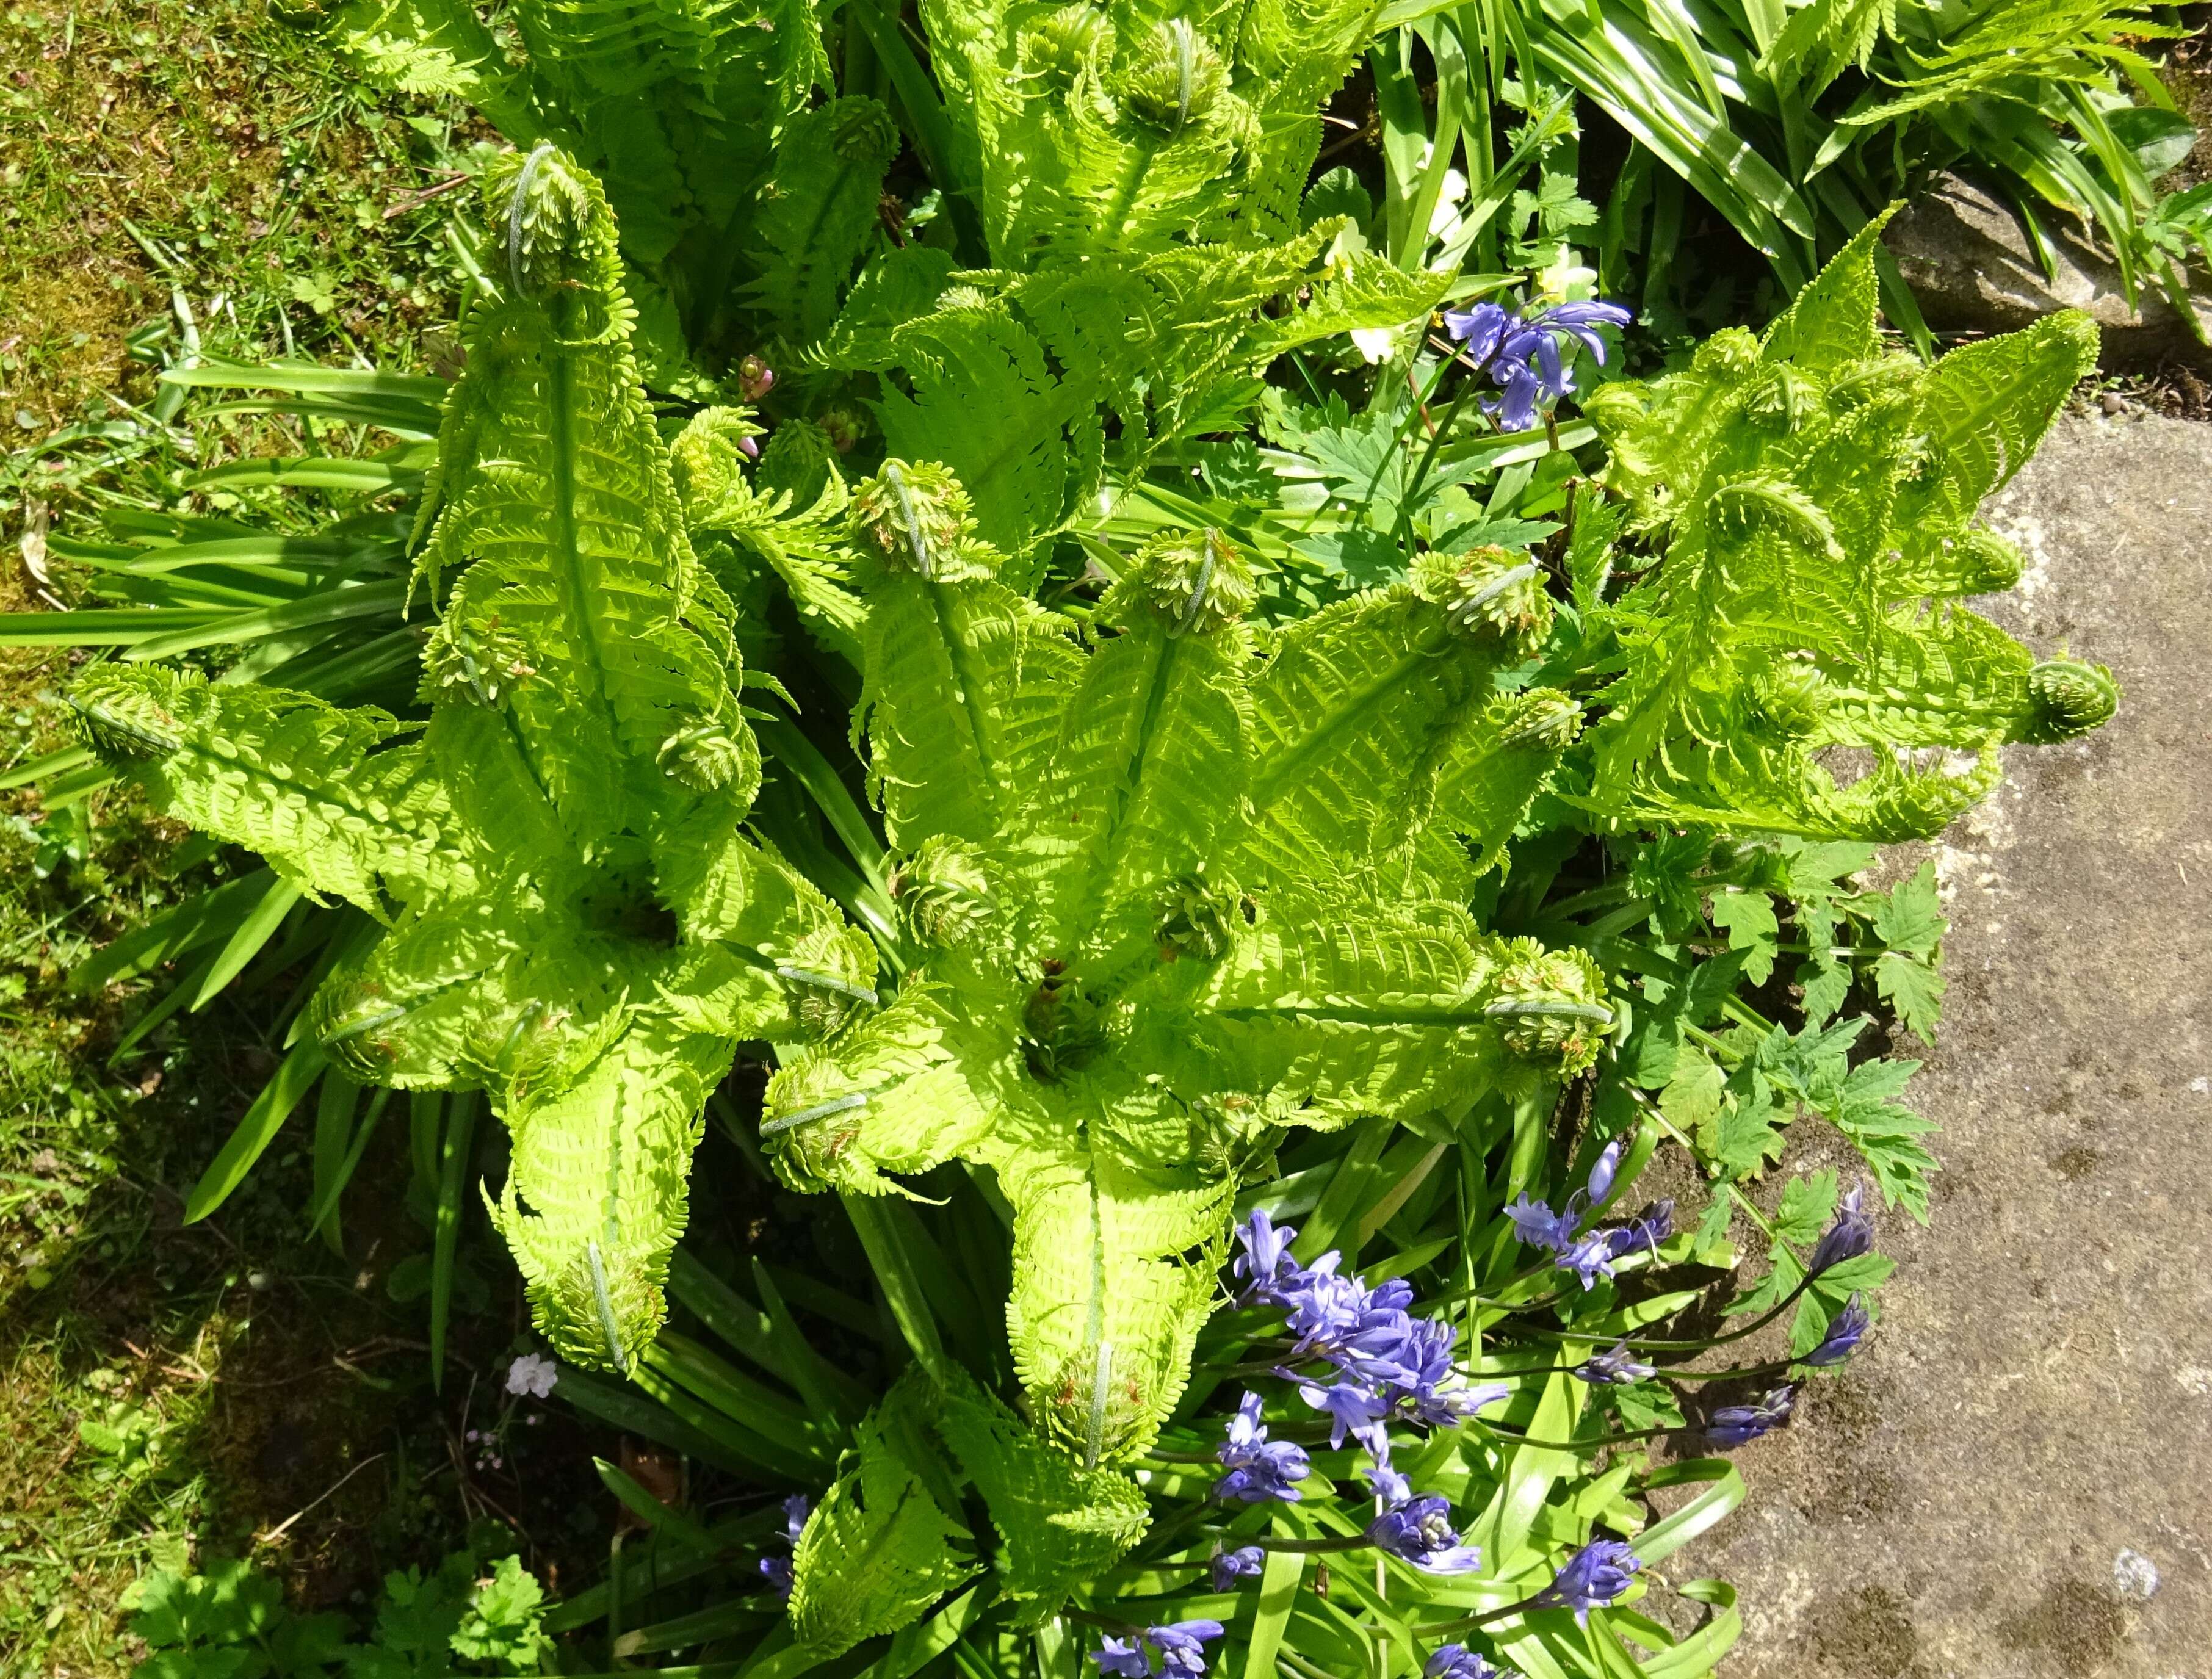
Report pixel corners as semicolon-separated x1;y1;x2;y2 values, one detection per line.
0;5;618;1672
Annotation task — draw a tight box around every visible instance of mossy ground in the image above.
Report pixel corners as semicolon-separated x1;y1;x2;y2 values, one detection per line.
0;5;611;1672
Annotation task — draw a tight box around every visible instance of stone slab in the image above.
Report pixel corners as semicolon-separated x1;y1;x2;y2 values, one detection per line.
1690;411;2212;1677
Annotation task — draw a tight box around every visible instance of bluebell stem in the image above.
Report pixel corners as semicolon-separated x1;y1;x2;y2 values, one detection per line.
1530;1538;1641;1625
1425;1646;1509;1679
1210;1545;1265;1591
1573;1343;1656;1385
1705;1385;1796;1448
1802;1295;1870;1367
1368;1493;1484;1573
1148;1621;1226;1679
1440;298;1633;430
1809;1186;1873;1274
1215;1392;1310;1503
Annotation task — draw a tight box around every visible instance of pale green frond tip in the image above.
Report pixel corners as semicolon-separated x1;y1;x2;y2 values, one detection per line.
889;836;999;949
2020;659;2120;743
1118;19;1227;137
1109;528;1255;635
1414;544;1555;652
1486;939;1612;1075
850;460;999;582
1499;688;1586;750
421;612;537;707
1020;3;1115;91
1745;654;1831;740
831;97;900;163
484;142;630;344
68;664;190;760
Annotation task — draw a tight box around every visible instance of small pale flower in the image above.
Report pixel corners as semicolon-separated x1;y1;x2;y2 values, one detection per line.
505;1352;557;1399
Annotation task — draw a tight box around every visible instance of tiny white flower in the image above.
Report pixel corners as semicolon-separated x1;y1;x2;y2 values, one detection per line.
505;1351;558;1398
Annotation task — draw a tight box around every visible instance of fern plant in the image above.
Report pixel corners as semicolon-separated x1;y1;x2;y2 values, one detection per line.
762;472;1602;1459
70;151;869;1370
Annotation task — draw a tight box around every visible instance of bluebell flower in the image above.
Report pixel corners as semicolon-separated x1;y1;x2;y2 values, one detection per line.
1093;1637;1152;1678
1802;1294;1870;1367
1424;1646;1506;1679
1368;1493;1484;1573
1809;1187;1873;1274
1149;1620;1226;1679
1232;1208;1302;1304
1555;1230;1619;1290
1362;1459;1412;1504
1295;1376;1392;1454
1505;1192;1580;1252
1531;1538;1641;1624
1583;1139;1623;1208
1573;1342;1655;1385
1441;296;1632;431
781;1493;811;1542
1705;1385;1795;1448
1215;1391;1311;1503
1281;1254;1370;1352
759;1554;793;1598
1603;1199;1674;1265
1210;1545;1265;1591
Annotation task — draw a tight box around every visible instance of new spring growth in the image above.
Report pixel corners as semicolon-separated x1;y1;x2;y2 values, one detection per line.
1214;1392;1310;1503
1803;1295;1870;1366
1809;1186;1873;1275
1210;1545;1264;1592
1364;1463;1484;1574
1092;1620;1225;1679
1426;1645;1517;1679
1440;297;1633;430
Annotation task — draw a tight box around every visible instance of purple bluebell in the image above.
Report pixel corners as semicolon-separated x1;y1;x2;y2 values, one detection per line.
1802;1294;1870;1367
1531;1537;1641;1624
1295;1376;1392;1455
1362;1457;1412;1503
1555;1230;1619;1290
1092;1637;1151;1678
759;1554;793;1598
1424;1647;1505;1679
1809;1187;1873;1274
1281;1254;1370;1352
1583;1139;1623;1208
1573;1342;1655;1385
1215;1391;1311;1503
1368;1493;1484;1573
1705;1385;1796;1448
1603;1199;1675;1265
1232;1208;1302;1305
1442;296;1632;431
1148;1620;1226;1679
1505;1192;1580;1252
1210;1545;1265;1591
781;1493;811;1542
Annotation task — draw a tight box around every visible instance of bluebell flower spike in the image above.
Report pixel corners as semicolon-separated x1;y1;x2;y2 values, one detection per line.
1809;1186;1874;1275
1802;1294;1870;1367
1148;1621;1226;1679
1705;1384;1796;1448
1531;1537;1641;1625
1368;1492;1484;1573
1425;1646;1511;1679
1572;1342;1656;1385
1210;1545;1266;1592
1215;1391;1311;1503
1441;295;1632;431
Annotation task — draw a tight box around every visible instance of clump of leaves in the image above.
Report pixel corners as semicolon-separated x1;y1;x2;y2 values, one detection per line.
128;1547;551;1677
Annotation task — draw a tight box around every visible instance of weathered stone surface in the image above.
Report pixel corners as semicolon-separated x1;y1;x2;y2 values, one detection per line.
1885;173;2212;372
1690;412;2212;1676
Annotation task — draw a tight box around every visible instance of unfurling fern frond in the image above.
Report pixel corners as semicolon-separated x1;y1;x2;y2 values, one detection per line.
76;153;860;1371
1578;217;2116;842
762;472;1600;1461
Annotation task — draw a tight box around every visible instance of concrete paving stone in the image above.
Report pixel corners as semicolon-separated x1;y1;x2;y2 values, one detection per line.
1691;412;2212;1677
